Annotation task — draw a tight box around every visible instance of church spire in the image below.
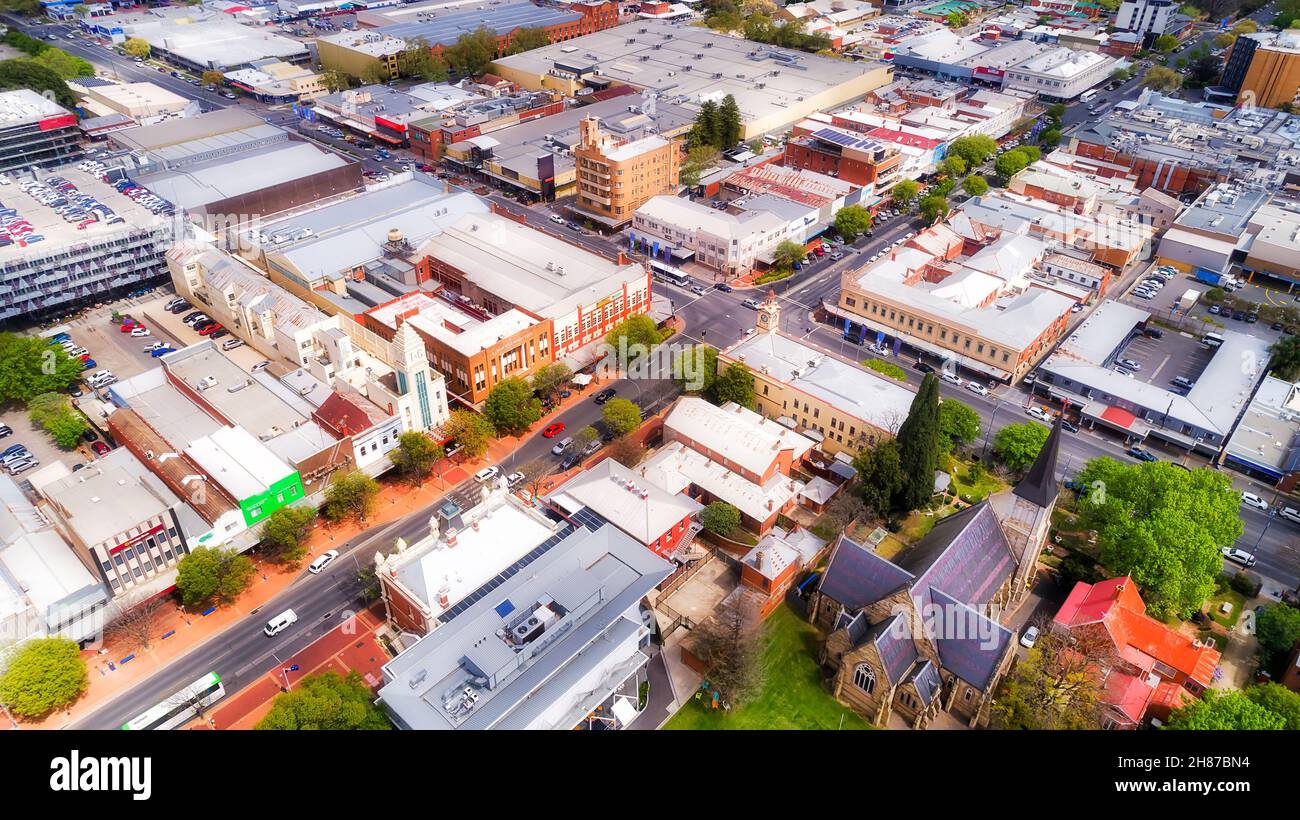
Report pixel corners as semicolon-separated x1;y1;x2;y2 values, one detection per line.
1013;411;1062;509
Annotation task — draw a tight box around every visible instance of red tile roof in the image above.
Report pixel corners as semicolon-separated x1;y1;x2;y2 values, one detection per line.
1105;669;1155;725
1055;577;1221;687
312;390;387;438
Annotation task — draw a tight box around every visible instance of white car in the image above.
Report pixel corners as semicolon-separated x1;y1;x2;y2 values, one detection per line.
1240;492;1269;512
1221;547;1257;568
868;343;889;356
473;466;500;483
308;549;338;574
130;327;151;337
965;382;990;397
1019;625;1040;649
1026;406;1052;422
940;372;963;387
506;471;525;488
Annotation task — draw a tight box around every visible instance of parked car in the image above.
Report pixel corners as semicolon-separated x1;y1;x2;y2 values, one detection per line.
1118;358;1141;371
1241;492;1269;512
1019;625;1040;649
913;361;935;374
713;282;733;293
940;372;963;387
90;441;110;456
1026;406;1053;422
506;471;525;489
0;424;10;439
1221;547;1257;568
593;388;616;404
252;360;272;372
130;327;151;337
551;436;574;456
965;382;989;397
1126;446;1157;463
150;347;176;358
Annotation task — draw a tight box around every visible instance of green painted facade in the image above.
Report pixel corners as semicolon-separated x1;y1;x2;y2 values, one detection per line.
239;471;305;526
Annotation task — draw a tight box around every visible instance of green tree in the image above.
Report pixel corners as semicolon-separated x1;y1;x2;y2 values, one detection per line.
895;373;940;511
993;421;1050;470
398;37;449;82
854;439;905;516
389;431;444;485
529;362;572;400
717;94;742;149
1110;66;1133;83
1018;145;1041;164
1255;604;1300;665
707;9;745;31
691;99;722;149
0;333;84;403
575;425;599;449
1187;54;1222;87
918;194;949;225
945;10;967;27
0;58;77;110
1154;34;1179;53
1269;334;1300;381
1073;458;1243;619
35;48;93;79
773;240;806;271
175;547;256;608
360;61;388;86
680;144;720;188
260;505;316;564
483;377;542;435
674;344;718;396
321;471;381;525
1245;683;1300;730
891;178;920;208
1232;19;1259;35
606;313;662;356
947;134;998;167
833;203;873;242
1039;128;1061;148
938;399;981;455
0;637;87;718
962;174;989;196
441;409;494;460
864;359;907;381
27;391;87;448
602;397;642;438
122;37;150;59
201;70;225;87
255;670;391;730
994;149;1031;179
1166;689;1285;730
444;27;499;77
713;361;756;409
319;67;351;92
506;26;550;56
939;155;967;178
701;500;741;535
1142;65;1183;93
994;628;1108;730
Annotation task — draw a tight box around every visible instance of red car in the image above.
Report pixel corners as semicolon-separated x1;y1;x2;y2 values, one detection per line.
90;441;111;456
118;321;136;332
198;323;222;336
542;422;565;438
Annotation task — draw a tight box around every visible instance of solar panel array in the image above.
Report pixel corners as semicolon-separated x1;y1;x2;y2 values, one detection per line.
437;507;609;624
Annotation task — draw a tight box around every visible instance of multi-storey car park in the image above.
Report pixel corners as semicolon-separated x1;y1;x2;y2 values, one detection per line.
0;90;83;175
0;167;173;325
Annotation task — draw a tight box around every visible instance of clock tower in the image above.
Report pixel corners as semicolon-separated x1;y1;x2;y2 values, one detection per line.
756;289;781;334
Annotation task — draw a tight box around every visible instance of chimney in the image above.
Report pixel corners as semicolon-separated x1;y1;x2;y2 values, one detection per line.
446;528;458;547
754;550;763;571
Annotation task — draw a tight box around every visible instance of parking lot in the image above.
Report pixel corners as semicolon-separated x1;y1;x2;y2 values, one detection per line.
1112;329;1216;393
0;290;181;477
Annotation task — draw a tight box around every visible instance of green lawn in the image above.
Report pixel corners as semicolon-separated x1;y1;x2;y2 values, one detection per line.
1206;588;1246;630
664;604;874;730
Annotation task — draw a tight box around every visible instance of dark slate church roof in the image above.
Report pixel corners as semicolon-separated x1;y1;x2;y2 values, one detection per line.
1012;413;1062;509
864;614;919;685
930;588;1014;691
898;502;1018;612
818;535;914;610
907;660;943;706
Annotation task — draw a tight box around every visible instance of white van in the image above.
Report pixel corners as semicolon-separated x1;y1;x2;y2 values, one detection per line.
264;608;298;636
474;466;500;483
1280;506;1300;525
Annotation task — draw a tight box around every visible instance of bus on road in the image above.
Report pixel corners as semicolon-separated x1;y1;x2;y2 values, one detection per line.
121;671;226;730
649;259;690;288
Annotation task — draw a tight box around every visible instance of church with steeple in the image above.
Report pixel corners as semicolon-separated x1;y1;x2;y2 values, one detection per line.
808;416;1063;728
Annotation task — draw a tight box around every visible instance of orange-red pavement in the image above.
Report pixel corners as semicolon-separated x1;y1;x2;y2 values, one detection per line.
197;605;388;730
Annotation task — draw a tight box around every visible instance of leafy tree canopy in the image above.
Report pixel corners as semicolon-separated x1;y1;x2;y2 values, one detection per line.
0;637;87;718
993;422;1050;470
255;670;391;730
1167;689;1285;730
483;377;542;435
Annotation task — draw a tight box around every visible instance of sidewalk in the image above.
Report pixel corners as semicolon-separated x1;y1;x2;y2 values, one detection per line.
196;605;389;730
